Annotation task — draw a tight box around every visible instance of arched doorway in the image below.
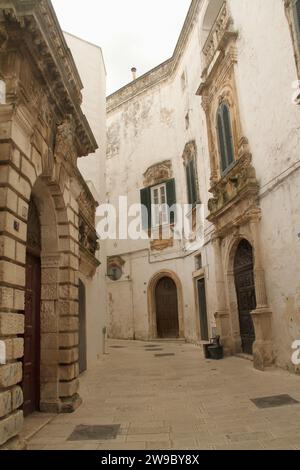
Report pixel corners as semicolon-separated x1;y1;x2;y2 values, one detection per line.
23;197;41;417
234;240;256;355
155;277;179;339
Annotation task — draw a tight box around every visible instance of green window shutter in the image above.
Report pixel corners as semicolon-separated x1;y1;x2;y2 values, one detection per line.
166;178;176;224
140;187;151;230
217;103;235;174
186;160;198;205
217;112;227;173
186;163;192;205
223;104;235;167
190;159;198;205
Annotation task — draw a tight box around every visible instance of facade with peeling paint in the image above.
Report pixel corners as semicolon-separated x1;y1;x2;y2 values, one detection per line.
106;0;300;373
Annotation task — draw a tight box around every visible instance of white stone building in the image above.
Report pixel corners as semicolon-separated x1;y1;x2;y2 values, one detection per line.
106;0;300;372
65;33;107;370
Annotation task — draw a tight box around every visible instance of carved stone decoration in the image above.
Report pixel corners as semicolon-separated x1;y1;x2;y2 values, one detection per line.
150;238;174;252
143;160;173;187
42;148;54;179
0;25;8;49
54;115;77;166
182;140;197;164
79;216;100;256
202;1;238;78
207;152;259;221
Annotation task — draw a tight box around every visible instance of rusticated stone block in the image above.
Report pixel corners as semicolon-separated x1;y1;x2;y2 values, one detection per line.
0;390;11;418
20;155;36;186
0;363;22;388
0;261;25;287
0;235;15;260
3;339;24;361
40;365;58;382
59;300;78;317
14;290;25;311
41;348;58;365
59;332;78;348
0;313;25;336
12;338;24;360
41;333;58;350
59;347;79;364
41;301;57;334
59;363;79;381
41;284;58;301
0;410;23;446
11;386;23;411
59;316;79;332
59;378;79;398
0;287;14;309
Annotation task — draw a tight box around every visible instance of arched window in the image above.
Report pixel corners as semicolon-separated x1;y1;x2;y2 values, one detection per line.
217;102;235;174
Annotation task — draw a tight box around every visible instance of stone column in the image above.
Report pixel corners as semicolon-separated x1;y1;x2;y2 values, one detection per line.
57;189;81;413
40;254;61;413
249;216;274;370
212;235;234;355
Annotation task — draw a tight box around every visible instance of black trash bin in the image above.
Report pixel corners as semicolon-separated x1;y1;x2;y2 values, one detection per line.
207;344;223;360
207;336;224;360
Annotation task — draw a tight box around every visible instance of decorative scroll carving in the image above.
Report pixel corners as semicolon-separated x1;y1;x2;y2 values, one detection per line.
78;190;97;227
202;1;237;77
182;140;197;164
208;152;259;220
143;160;172;187
54;115;77;166
79;216;99;257
0;25;8;49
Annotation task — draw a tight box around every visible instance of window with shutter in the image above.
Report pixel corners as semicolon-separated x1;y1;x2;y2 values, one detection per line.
141;179;176;229
186;159;198;206
217;103;235;174
166;178;177;225
140;187;151;231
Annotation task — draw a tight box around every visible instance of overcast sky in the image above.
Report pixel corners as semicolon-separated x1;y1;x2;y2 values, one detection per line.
52;0;191;95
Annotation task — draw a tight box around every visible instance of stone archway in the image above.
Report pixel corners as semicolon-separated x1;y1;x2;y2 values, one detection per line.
24;175;81;415
148;270;184;340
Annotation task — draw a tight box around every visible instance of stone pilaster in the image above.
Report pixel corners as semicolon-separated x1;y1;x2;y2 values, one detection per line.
250;216;274;370
212;236;234;354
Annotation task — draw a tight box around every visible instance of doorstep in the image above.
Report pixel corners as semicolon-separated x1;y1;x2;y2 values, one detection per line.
235;353;254;362
19;412;56;442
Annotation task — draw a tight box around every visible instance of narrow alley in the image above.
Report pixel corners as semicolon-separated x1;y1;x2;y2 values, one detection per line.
26;341;300;451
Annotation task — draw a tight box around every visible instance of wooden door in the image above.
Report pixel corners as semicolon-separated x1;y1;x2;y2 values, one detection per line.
197;278;209;341
234;240;256;355
23;252;41;417
156;277;179;338
79;280;87;374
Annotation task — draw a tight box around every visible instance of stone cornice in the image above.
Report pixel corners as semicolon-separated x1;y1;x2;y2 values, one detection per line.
107;0;203;113
0;0;98;156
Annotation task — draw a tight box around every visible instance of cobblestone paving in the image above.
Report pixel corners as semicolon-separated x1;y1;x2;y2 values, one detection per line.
28;340;300;450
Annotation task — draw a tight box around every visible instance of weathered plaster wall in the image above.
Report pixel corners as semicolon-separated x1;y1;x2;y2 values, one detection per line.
106;0;300;370
228;0;300;369
65;33;107;367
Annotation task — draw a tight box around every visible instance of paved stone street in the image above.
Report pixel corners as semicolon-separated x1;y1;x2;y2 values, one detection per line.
27;340;300;450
